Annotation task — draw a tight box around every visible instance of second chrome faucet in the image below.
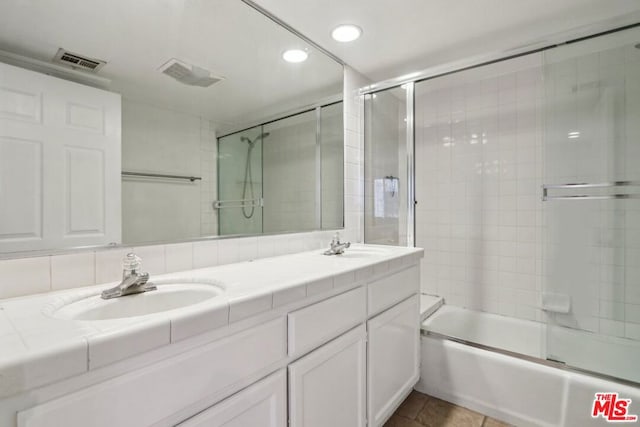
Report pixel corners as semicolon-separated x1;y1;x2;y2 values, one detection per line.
324;232;351;256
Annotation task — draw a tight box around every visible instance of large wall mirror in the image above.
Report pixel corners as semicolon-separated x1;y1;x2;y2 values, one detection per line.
0;0;344;254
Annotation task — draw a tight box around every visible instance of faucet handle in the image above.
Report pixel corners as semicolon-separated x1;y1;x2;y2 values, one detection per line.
333;232;341;244
122;253;142;272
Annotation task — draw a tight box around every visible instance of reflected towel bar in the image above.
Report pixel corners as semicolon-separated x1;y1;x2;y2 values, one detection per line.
213;198;263;209
542;181;640;201
122;171;202;182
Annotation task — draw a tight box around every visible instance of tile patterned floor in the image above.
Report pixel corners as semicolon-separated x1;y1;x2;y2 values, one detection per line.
386;391;513;427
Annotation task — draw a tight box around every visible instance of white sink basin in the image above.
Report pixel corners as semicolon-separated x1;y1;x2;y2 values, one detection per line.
50;280;224;321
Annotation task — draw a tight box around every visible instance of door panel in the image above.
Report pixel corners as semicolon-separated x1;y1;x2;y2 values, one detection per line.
0;61;121;252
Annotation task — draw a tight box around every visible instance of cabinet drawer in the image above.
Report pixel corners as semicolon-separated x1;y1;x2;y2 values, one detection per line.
18;317;287;427
178;370;287;427
288;286;366;358
368;265;419;317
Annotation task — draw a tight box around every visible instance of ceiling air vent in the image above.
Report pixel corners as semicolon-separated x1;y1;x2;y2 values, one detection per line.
53;48;106;72
158;58;224;88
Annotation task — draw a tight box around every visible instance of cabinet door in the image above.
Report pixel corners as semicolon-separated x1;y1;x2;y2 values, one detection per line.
178;370;286;427
289;325;366;427
367;294;420;427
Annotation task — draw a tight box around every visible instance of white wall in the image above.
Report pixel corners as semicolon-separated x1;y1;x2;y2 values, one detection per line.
121;99;217;244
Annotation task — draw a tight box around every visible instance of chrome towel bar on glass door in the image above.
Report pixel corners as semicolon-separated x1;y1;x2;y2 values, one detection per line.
213;198;263;209
542;181;640;201
122;171;202;182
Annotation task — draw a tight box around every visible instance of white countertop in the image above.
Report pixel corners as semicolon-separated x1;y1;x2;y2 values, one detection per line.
0;244;423;398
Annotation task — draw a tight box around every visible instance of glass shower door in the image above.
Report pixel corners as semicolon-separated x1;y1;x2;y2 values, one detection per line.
364;86;412;246
262;110;317;233
542;26;640;383
217;126;264;235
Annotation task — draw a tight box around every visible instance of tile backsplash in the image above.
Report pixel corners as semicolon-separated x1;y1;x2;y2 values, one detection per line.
0;232;341;300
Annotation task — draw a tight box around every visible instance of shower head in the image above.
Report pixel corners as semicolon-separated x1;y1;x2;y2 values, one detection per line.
241;136;251;144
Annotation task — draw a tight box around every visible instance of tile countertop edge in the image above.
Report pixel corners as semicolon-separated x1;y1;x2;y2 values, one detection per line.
0;336;88;399
0;245;424;398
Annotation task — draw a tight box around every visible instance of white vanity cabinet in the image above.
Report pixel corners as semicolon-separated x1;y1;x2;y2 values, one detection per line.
6;256;422;427
178;370;287;427
16;317;288;427
288;325;367;427
287;264;420;427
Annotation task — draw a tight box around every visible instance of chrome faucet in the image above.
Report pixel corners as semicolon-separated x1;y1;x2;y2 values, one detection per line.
324;232;351;256
101;253;157;299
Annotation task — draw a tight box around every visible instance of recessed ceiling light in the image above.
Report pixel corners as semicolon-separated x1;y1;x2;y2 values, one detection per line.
331;24;362;42
282;49;308;63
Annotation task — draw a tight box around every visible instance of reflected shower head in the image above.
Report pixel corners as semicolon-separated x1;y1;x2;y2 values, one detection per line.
241;133;269;146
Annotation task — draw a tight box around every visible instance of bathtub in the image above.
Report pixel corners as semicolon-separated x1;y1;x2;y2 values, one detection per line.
417;305;640;427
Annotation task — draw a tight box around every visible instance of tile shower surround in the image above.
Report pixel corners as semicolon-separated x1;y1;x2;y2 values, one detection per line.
414;44;640;340
415;56;545;323
0;67;369;300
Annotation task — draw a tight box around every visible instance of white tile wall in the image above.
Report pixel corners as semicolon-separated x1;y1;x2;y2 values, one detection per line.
0;257;51;299
165;242;194;272
200;119;218;237
50;253;95;291
543;38;640;340
0;67;364;300
0;231;340;299
263;111;317;233
414;53;545;321
192;240;219;269
343;66;369;243
121;99;217;244
414;34;640;341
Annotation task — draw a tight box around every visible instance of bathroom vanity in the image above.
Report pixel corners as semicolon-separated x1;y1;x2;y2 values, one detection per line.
0;245;422;427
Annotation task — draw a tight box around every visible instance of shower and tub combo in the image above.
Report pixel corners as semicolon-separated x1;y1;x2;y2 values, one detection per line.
216;101;344;236
364;24;640;426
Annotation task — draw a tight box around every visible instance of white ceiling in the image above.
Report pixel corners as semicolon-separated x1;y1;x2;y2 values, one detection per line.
0;0;343;129
253;0;640;82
